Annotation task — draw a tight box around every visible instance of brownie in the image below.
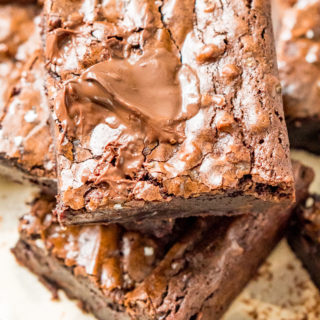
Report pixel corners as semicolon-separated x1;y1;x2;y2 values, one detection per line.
0;8;173;235
0;4;57;191
0;49;57;192
275;0;320;154
0;4;39;113
12;161;313;320
287;195;320;289
42;0;295;225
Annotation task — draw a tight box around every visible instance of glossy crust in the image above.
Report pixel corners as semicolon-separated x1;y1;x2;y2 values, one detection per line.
43;0;294;225
288;195;320;289
12;162;312;320
0;4;57;192
0;51;56;192
276;0;320;154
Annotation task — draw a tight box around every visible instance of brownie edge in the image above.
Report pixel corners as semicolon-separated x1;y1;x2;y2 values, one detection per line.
0;4;57;192
124;162;314;320
12;161;313;320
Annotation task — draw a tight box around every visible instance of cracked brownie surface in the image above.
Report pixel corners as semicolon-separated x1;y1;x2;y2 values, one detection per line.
0;4;38;114
0;4;56;191
43;0;294;224
276;0;320;154
0;50;56;187
12;161;313;320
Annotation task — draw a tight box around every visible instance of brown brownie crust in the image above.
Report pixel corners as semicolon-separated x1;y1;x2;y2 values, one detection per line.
0;6;174;234
0;50;56;191
0;4;56;191
43;0;294;224
276;0;320;154
0;4;39;113
12;161;313;320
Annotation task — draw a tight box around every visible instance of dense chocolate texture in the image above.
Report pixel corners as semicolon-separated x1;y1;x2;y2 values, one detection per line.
12;162;312;320
0;4;57;191
276;0;320;154
288;195;320;289
43;0;294;225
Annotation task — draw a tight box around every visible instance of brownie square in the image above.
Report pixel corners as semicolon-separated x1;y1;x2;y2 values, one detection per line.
0;50;56;192
0;4;57;192
275;0;320;154
43;0;294;225
288;195;320;289
12;161;313;320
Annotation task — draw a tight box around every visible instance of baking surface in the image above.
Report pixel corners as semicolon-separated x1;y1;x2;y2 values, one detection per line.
0;150;319;320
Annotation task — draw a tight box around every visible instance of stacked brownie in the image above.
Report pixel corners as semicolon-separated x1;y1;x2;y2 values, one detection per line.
275;1;320;296
288;195;320;290
0;4;56;191
276;0;320;154
44;0;295;225
12;161;314;320
1;0;319;319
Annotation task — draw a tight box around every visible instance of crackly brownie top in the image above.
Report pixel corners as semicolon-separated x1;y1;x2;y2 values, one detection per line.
277;0;320;120
0;4;56;180
44;0;293;212
0;4;39;113
0;48;56;179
